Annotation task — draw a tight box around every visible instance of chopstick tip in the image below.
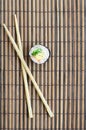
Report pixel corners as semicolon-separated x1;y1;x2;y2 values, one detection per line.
13;14;17;18
30;115;33;118
50;112;54;118
2;23;5;27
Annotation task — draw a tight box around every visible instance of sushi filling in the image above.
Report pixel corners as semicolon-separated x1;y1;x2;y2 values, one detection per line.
31;48;44;61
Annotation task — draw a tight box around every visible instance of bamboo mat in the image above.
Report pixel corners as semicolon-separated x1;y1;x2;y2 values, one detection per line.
0;0;85;129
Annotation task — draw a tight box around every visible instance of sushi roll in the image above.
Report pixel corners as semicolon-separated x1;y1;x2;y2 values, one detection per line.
29;45;50;64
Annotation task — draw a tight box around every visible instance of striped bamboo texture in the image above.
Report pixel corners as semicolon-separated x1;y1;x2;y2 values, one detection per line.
0;0;85;129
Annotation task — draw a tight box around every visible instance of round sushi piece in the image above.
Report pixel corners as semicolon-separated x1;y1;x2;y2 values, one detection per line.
29;45;50;64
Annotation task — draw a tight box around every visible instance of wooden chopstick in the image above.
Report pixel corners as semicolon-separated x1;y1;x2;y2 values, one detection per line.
3;23;54;118
14;14;33;118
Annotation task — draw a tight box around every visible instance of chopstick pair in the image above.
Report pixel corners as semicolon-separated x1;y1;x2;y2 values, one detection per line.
3;14;54;118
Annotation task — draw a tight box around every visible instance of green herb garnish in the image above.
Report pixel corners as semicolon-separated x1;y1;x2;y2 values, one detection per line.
31;48;42;56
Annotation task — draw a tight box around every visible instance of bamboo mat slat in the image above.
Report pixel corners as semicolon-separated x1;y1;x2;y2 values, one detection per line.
59;0;64;129
0;0;85;130
40;1;44;129
81;0;84;129
4;0;8;129
47;0;51;129
73;0;77;128
68;0;72;129
64;0;68;129
56;0;59;129
8;1;13;129
77;0;81;129
19;0;24;128
1;0;4;128
12;0;16;129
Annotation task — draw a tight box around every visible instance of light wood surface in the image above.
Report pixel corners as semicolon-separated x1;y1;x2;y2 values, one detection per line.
0;0;85;129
